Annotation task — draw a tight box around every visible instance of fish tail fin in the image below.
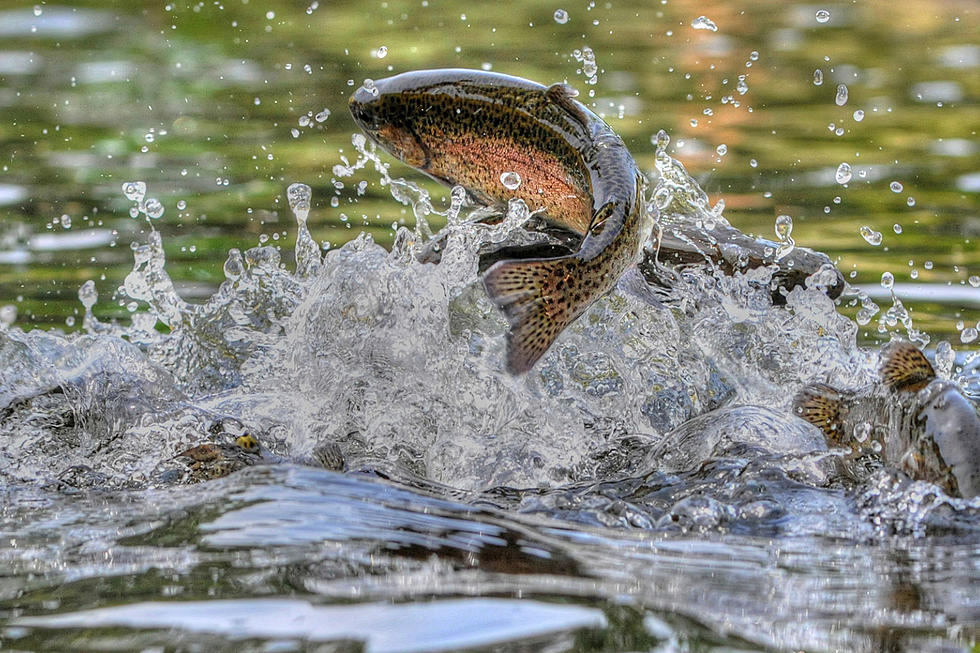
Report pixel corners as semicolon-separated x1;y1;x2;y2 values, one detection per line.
880;340;935;392
793;383;846;441
483;256;583;374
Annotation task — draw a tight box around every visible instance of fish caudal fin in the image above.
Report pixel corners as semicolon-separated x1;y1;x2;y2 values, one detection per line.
880;340;935;392
483;256;583;374
793;383;845;441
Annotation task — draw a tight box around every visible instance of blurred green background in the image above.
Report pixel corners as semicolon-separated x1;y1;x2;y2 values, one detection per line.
0;0;976;347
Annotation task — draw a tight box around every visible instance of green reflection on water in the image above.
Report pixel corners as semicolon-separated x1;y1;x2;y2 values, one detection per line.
0;0;976;348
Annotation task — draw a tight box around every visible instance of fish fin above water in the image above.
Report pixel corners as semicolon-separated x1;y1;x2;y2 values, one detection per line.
792;383;845;441
545;82;590;130
880;340;935;392
483;256;581;374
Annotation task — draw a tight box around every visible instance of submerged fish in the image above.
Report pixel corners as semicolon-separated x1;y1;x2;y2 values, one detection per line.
793;341;980;498
348;69;650;373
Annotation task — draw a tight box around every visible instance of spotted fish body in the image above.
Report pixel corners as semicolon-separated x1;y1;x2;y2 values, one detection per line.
348;69;650;373
793;341;980;498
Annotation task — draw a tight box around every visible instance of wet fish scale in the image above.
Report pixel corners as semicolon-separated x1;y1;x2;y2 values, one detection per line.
349;69;652;373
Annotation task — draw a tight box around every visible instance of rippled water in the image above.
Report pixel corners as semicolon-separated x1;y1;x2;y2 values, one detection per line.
2;1;979;652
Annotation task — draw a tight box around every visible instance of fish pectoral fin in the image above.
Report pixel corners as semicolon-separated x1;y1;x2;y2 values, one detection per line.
792;383;846;442
879;340;936;392
483;257;581;374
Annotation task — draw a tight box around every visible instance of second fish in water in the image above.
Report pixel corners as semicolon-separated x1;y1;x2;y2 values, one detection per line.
348;69;652;374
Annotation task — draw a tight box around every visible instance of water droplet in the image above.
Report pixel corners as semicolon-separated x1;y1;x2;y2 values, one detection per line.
690;118;698;127
774;215;795;260
880;271;894;289
749;51;759;61
835;84;848;106
60;214;71;229
860;225;882;246
815;9;831;23
968;275;979;288
889;181;903;193
144;198;164;219
923;260;933;270
176;200;187;210
893;224;903;234
716;144;727;156
691;15;718;31
853;109;864;121
853;422;871;443
835;162;852;184
906;196;915;207
0;304;17;328
361;78;379;97
749;158;758;168
654;129;670;150
223;248;244;281
962;327;979;344
554;8;569;24
935;341;955;378
65;316;75;327
122;181;147;202
500;171;522;190
78;280;98;309
287;182;312;222
33;5;42;16
315;108;331;123
375;45;388;58
813;69;823;86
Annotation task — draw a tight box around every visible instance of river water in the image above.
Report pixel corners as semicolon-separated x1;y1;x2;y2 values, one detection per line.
1;1;978;652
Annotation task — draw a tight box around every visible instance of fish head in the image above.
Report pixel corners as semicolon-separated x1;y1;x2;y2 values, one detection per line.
349;82;428;169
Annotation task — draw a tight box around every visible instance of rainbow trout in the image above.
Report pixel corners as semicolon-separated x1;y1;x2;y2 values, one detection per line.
793;341;980;498
348;69;650;374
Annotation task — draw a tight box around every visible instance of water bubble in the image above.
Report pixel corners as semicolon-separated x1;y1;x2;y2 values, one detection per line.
374;45;388;58
554;9;569;24
144;198;164;219
60;214;71;229
813;69;823;86
177;200;187;210
860;226;882;246
890;181;903;193
968;275;979;288
126;301;139;313
923;260;933;270
299;115;311;128
835;84;848;106
78;280;98;309
65;316;75;327
736;77;748;95
500;171;522;190
906;196;915;207
749;158;758;168
749;51;759;61
716;144;727;156
315;108;331;123
815;9;831;23
122;181;147;202
290;128;300;138
287;182;312;222
893;224;902;234
880;271;894;289
853;109;865;121
835;162;852;184
691;16;718;31
962;327;979;344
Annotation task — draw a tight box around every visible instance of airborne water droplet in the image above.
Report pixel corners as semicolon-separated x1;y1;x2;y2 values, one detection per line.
315;108;331;123
122;181;147;202
860;225;882;246
835;162;852;184
287;182;312;222
813;69;823;86
143;198;164;219
835;84;848;106
889;181;903;193
880;271;894;289
554;9;569;24
853;109;864;121
500;171;522;190
691;15;718;31
815;9;831;23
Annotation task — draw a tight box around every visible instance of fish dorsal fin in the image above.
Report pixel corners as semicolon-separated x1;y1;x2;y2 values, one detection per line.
793;383;845;441
880;341;935;392
546;82;590;129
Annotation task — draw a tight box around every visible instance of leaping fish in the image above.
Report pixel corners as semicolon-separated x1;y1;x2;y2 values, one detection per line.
793;341;980;498
348;69;652;374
